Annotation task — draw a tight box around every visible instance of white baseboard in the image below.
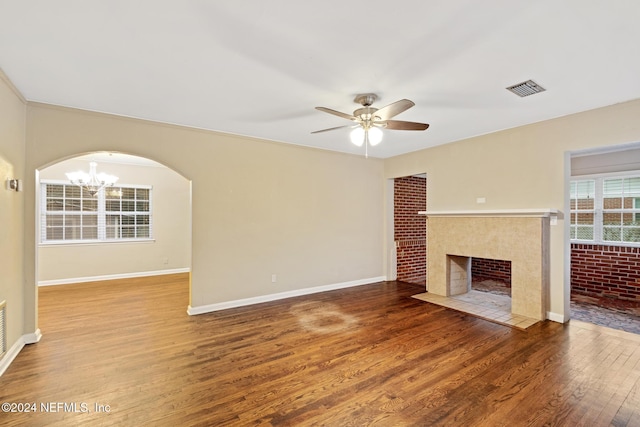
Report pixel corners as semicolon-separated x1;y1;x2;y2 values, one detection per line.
188;276;386;316
24;329;43;344
0;329;42;377
547;311;568;323
38;268;190;286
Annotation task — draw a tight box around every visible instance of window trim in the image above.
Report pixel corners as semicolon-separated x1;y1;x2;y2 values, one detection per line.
40;180;153;245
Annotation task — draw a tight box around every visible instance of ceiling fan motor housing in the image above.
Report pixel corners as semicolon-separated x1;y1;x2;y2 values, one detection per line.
354;93;377;107
353;107;379;122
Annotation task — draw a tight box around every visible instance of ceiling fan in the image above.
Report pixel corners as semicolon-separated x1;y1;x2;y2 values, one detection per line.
312;93;429;155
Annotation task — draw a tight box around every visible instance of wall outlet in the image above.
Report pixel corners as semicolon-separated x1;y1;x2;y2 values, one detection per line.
162;257;169;265
476;197;486;204
271;274;277;283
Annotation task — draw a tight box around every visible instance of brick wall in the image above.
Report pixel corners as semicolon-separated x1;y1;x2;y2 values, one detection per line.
394;176;426;285
571;243;640;302
471;257;512;286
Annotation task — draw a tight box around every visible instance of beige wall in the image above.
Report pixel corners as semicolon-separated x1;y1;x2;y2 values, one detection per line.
23;103;385;331
0;71;26;356
385;98;640;321
38;158;191;283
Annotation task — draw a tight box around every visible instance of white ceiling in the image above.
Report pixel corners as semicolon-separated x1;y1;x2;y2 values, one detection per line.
2;1;640;158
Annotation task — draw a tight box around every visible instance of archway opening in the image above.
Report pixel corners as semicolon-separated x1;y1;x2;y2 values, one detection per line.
36;152;192;324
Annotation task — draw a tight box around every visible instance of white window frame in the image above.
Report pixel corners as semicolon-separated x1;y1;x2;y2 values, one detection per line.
40;180;153;245
570;172;640;246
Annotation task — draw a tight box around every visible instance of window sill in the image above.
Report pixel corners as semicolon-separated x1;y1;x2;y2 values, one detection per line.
571;240;640;248
39;239;155;248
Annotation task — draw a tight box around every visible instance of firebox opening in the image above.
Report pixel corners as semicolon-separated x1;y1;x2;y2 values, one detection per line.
443;254;514;323
471;257;512;298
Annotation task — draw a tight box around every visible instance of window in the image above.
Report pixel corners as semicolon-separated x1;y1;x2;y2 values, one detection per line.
41;182;152;243
105;187;151;239
569;180;595;240
602;177;640;243
570;175;640;245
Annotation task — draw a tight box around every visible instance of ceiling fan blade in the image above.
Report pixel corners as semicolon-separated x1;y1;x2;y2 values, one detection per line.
382;120;430;131
311;125;354;134
373;99;415;121
315;106;356;121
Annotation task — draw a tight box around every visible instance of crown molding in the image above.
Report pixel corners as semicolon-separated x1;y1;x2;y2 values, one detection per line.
0;68;26;104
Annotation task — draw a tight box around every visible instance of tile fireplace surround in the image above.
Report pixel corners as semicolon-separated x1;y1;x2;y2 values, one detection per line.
421;210;556;321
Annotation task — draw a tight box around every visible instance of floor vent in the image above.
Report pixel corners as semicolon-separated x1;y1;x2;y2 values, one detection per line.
0;301;6;358
506;79;546;97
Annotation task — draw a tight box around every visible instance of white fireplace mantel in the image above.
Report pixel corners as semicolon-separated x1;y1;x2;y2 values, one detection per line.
419;209;558;218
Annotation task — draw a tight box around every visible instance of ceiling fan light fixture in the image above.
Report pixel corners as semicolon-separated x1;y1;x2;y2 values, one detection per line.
350;127;365;146
368;127;383;146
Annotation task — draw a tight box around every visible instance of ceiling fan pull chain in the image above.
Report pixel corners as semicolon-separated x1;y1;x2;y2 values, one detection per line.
365;130;369;158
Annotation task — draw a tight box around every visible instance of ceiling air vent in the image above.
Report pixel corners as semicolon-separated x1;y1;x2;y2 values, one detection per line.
506;80;546;97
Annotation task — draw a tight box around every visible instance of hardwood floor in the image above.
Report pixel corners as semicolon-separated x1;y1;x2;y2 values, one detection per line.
1;274;640;426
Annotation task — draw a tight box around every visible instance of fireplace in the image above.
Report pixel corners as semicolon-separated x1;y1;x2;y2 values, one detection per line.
422;210;555;321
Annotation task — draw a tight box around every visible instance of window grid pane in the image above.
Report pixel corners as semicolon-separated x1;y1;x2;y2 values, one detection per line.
623;227;640;243
46;184;64;198
575;226;594;240
603;227;622;242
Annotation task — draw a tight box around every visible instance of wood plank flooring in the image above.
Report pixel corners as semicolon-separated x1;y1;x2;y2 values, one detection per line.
1;274;640;426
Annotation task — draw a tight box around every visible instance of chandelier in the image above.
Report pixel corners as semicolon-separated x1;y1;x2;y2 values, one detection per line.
65;162;118;196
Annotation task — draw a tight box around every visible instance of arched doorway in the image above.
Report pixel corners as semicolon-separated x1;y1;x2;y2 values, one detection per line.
35;151;192;315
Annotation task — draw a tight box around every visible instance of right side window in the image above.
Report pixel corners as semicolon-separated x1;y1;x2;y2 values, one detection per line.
602;177;640;243
571;175;640;245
